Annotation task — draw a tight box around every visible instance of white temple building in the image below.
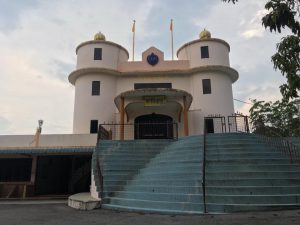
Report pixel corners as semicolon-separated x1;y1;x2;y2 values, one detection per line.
69;30;238;139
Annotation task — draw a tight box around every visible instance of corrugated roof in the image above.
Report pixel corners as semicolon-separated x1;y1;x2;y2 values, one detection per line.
0;146;95;155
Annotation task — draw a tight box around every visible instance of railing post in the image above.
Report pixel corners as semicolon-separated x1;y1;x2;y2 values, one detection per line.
120;97;125;140
183;96;189;136
202;118;207;213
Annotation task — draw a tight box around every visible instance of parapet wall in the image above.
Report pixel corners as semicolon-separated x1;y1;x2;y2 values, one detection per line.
0;134;97;148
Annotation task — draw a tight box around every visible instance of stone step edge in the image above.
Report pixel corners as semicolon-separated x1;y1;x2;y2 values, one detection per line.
102;204;204;215
103;196;204;205
104;191;202;195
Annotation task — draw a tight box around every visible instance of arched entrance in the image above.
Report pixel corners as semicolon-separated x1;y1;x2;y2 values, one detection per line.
134;114;174;139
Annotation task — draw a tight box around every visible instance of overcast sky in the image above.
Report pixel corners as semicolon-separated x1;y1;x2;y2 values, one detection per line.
0;0;289;134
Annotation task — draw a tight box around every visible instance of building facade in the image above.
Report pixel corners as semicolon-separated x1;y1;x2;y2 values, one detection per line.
69;30;239;138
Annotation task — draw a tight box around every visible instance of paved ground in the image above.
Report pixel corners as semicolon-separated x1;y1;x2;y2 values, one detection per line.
1;202;300;225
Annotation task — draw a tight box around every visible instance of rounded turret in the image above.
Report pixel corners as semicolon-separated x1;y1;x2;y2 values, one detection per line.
177;29;230;68
70;33;130;133
75;32;129;70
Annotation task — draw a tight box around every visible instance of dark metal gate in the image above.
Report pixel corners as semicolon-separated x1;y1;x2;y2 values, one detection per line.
204;114;250;134
204;115;226;133
228;113;250;133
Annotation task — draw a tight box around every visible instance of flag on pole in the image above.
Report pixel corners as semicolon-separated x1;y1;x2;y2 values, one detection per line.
132;20;136;61
132;20;136;33
170;19;174;60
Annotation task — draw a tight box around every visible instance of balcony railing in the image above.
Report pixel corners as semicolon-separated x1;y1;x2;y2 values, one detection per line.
98;123;178;141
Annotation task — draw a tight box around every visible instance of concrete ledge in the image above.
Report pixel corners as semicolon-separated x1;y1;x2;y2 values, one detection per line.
68;193;101;210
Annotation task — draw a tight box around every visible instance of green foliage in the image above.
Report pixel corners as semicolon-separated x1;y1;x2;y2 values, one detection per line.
222;0;238;3
222;0;300;100
262;0;300;35
273;35;300;99
249;99;300;136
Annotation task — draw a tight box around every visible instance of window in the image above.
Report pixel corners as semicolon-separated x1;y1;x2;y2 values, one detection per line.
201;46;209;58
202;79;211;94
92;81;100;96
90;120;98;134
94;48;102;60
134;83;172;89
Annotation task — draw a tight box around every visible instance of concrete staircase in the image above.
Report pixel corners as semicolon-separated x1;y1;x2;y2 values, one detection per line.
94;136;204;214
92;133;300;214
205;133;300;213
289;137;300;147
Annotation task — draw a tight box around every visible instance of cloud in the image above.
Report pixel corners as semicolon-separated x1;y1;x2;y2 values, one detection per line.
0;0;291;134
0;0;40;32
240;10;267;39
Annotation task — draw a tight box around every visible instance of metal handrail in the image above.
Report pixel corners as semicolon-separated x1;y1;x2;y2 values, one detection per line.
202;121;207;213
254;127;300;163
95;152;104;199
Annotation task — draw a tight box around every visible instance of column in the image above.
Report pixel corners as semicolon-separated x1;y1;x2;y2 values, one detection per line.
120;97;125;140
183;96;189;136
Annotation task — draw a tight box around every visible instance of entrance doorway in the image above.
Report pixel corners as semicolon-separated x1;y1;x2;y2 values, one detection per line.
134;114;173;139
205;118;215;133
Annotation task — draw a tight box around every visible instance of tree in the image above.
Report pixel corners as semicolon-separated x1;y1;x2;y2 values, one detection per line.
223;0;300;100
249;99;300;136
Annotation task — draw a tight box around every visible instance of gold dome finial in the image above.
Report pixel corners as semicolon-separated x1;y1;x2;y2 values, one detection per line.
199;29;211;39
94;32;106;41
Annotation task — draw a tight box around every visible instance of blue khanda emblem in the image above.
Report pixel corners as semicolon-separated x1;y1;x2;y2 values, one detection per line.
147;53;159;66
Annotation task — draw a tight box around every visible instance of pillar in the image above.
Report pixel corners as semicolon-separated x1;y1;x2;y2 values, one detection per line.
183;96;189;136
120;97;125;140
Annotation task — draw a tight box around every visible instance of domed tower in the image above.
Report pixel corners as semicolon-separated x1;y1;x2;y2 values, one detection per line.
69;32;129;134
177;29;238;130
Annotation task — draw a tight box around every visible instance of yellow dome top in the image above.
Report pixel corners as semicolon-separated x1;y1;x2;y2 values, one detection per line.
94;32;106;41
199;29;211;39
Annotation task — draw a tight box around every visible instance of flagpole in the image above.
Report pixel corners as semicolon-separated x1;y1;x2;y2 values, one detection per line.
132;20;136;61
170;19;174;60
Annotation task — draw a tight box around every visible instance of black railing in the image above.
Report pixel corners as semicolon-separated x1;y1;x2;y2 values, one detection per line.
254;127;300;163
204;115;226;133
98;123;178;140
228;113;250;133
204;114;250;134
95;154;104;199
202;121;207;213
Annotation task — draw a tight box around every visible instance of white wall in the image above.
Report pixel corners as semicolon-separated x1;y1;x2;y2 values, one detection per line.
177;39;230;68
76;42;128;70
73;74;117;133
71;38;236;135
0;134;97;148
116;75;190;97
190;71;234;117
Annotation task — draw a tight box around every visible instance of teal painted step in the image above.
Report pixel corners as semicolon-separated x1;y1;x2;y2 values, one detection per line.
206;178;300;186
103;179;202;187
205;133;300;213
207;164;300;172
103;198;204;212
206;186;300;195
101;135;204;214
206;203;300;213
105;185;202;194
104;191;203;203
206;153;285;160
95;133;300;214
206;194;300;204
206;171;300;179
102;202;203;215
93;139;172;199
